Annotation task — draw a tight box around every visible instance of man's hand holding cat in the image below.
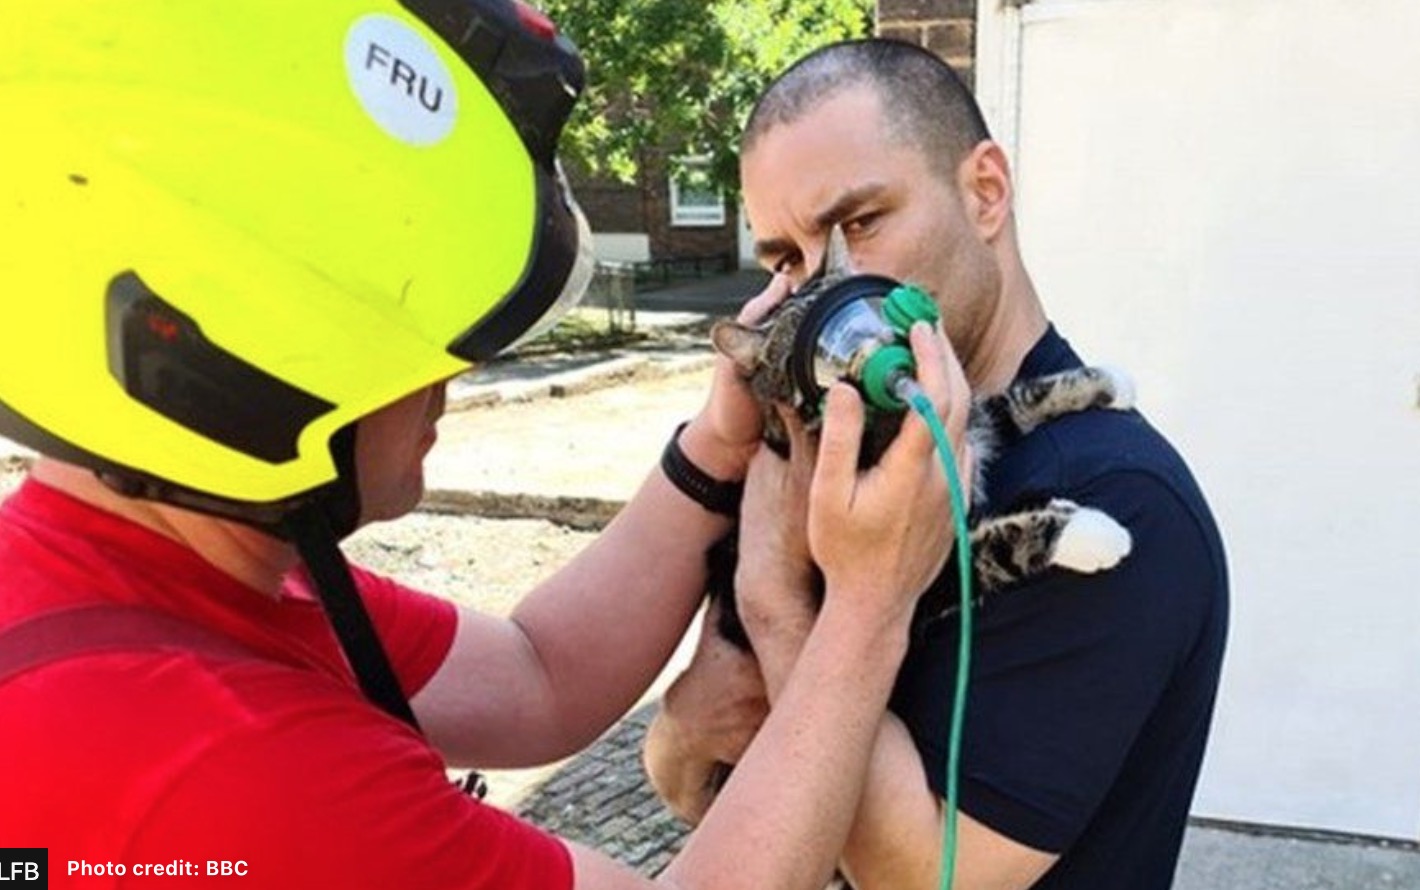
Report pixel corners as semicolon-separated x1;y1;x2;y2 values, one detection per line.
682;273;794;482
644;599;769;826
737;405;818;646
810;322;973;634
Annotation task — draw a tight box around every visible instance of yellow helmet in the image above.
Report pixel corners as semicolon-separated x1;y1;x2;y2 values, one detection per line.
0;0;593;530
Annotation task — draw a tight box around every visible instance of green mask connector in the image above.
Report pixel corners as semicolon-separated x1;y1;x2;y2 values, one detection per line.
859;284;940;411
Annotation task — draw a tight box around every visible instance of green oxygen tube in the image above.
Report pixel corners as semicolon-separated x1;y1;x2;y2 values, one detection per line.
803;280;974;889
899;379;973;890
874;285;974;890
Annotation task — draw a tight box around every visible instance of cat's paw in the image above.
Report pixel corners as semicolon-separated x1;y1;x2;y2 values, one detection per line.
1097;365;1137;410
1050;502;1133;573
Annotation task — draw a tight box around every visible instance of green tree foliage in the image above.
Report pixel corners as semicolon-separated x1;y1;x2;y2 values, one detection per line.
541;0;873;192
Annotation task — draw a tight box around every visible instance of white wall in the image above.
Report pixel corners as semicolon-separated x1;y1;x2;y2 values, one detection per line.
980;0;1420;838
738;200;760;269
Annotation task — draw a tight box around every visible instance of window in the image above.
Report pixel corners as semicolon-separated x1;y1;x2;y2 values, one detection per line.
669;157;725;227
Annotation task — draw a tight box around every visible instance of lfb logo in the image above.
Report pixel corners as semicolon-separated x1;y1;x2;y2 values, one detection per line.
0;849;45;886
345;14;458;146
0;862;38;881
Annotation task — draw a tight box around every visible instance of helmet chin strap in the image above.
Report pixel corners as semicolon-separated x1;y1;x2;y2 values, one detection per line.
288;428;498;797
283;500;422;732
89;420;421;732
281;422;421;733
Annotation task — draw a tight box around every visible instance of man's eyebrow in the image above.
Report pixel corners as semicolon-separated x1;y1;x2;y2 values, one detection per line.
752;237;797;266
813;182;888;230
750;182;890;266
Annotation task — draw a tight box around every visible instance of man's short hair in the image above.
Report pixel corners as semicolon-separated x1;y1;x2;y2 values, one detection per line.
743;38;992;180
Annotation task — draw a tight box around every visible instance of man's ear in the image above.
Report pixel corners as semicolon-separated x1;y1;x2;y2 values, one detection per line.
710;320;766;374
957;140;1013;242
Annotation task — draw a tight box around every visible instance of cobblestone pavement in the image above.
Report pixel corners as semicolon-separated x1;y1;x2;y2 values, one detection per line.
516;704;690;877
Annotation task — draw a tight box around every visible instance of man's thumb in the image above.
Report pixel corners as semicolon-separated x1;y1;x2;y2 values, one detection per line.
813;383;864;509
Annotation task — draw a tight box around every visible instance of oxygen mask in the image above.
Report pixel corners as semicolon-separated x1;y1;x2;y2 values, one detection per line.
789;273;940;414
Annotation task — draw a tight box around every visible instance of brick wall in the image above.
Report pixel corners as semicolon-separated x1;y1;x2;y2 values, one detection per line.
573;176;647;232
876;0;979;89
573;176;644;234
643;157;738;261
569;158;737;263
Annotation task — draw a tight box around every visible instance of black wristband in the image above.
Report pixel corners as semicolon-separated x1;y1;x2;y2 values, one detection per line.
660;422;743;517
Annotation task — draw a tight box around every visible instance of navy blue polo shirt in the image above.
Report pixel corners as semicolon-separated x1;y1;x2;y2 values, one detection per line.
890;325;1229;889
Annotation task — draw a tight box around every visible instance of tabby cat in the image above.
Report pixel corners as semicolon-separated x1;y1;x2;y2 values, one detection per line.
705;228;1134;649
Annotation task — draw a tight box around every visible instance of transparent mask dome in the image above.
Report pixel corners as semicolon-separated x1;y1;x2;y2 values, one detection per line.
811;297;897;389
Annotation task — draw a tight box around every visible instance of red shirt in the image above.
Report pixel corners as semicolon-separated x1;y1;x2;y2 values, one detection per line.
0;479;573;889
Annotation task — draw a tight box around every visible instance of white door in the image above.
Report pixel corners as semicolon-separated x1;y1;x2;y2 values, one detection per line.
738;200;759;269
977;0;1420;839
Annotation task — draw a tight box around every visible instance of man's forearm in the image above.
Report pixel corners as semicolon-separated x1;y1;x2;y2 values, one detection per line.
660;600;910;890
750;608;943;887
752;610;1057;890
743;602;813;700
843;720;1058;890
839;714;946;889
509;462;736;755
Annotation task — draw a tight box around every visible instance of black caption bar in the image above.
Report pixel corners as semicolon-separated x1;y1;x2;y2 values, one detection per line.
0;848;46;887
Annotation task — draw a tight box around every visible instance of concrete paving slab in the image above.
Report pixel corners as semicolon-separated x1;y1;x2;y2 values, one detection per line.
447;352;713;411
426;362;714;505
1175;824;1420;889
633;269;770;315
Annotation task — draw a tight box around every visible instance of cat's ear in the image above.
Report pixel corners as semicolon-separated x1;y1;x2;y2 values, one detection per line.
823;224;855;277
710;320;767;374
